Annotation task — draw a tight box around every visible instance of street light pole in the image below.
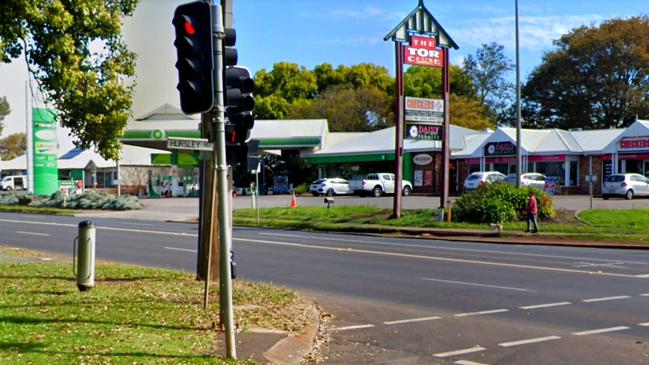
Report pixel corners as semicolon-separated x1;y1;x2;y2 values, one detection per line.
515;0;522;188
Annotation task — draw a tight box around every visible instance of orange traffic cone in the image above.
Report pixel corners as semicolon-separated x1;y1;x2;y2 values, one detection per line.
290;192;298;208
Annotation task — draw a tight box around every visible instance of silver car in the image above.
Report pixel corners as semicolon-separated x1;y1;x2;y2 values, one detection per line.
506;173;547;189
309;178;353;196
602;173;649;200
463;171;507;191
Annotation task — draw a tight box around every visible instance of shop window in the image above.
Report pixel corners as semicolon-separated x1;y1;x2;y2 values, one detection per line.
493;163;509;175
536;162;565;185
569;160;578;186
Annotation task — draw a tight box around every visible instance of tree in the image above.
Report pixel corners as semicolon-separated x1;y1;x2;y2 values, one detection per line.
522;17;649;129
463;42;514;124
0;96;9;134
0;133;26;160
254;62;317;102
449;95;493;130
0;1;138;160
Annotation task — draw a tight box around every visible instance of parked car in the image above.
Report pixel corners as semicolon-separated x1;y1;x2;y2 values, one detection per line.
1;175;28;191
506;172;547;189
309;178;353;196
349;173;413;197
602;173;649;200
463;171;506;191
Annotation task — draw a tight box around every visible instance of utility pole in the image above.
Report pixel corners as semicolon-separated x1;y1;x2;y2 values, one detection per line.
515;0;522;187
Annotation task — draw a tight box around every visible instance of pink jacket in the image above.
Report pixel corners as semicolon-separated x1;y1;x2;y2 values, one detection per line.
527;195;538;215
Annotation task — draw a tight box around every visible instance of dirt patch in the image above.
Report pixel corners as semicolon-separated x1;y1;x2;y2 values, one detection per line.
545;209;581;224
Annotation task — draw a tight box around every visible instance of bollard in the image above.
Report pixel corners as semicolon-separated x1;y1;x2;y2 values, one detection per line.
73;220;96;291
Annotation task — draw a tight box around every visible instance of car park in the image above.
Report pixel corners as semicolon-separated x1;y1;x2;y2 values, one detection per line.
602;173;649;200
506;172;547;189
463;171;506;191
309;178;353;196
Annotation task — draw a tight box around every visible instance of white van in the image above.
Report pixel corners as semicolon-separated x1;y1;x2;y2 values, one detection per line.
1;175;28;191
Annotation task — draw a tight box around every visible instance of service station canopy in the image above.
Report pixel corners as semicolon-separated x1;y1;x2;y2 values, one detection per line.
383;0;459;49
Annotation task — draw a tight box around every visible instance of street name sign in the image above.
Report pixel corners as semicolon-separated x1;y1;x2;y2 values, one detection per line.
167;137;213;151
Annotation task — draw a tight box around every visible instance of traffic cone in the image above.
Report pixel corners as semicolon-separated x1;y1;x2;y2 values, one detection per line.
290;192;298;208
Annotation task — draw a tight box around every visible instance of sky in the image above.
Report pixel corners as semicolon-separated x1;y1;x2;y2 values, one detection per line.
0;0;647;139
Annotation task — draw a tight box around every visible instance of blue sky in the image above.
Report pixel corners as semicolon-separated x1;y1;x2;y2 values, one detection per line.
0;0;647;137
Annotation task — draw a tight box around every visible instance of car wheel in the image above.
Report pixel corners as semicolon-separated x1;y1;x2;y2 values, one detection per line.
402;186;411;196
372;186;383;197
326;188;335;196
5;186;12;191
602;195;609;200
625;189;634;200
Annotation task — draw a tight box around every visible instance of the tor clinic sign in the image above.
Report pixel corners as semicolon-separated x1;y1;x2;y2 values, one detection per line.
403;35;444;68
32;108;59;195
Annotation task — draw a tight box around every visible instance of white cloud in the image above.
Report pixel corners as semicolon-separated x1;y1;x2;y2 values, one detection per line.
449;14;605;51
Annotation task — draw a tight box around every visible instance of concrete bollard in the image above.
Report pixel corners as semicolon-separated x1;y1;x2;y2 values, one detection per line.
73;220;96;291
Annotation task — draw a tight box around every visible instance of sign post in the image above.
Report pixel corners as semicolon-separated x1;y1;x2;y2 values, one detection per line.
385;0;459;214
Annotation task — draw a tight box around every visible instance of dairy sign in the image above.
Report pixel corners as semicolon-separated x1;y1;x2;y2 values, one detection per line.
403;35;444;68
405;122;443;141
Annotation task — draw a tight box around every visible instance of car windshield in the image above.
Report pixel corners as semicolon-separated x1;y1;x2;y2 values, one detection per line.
605;175;624;182
312;179;325;184
467;174;481;181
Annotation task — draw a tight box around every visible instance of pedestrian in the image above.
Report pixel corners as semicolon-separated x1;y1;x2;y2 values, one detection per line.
525;191;539;233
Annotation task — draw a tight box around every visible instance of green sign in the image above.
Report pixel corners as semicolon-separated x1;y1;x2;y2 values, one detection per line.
32;108;59;195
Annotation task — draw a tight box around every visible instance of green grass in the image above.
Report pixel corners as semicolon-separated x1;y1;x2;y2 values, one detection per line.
233;206;649;244
0;247;308;364
0;205;79;215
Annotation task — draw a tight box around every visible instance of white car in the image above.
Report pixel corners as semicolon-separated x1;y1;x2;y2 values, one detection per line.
602;173;649;200
506;173;547;189
1;175;28;191
463;171;506;191
309;178;353;196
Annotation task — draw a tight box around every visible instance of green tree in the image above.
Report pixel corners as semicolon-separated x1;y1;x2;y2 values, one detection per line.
254;62;317;102
0;96;9;135
463;42;514;124
0;1;138;160
404;65;475;98
522;17;649;129
0;133;26;160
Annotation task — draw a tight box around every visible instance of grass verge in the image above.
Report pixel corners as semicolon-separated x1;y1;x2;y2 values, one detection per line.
0;205;79;215
233;206;649;244
0;246;310;364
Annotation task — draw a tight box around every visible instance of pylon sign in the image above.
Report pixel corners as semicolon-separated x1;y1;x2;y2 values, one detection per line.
403;35;444;67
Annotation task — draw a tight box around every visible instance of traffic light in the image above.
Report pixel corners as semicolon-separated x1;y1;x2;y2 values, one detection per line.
222;25;255;171
172;1;214;114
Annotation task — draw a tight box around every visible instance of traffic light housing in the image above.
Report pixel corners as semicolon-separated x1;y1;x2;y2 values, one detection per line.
172;1;214;114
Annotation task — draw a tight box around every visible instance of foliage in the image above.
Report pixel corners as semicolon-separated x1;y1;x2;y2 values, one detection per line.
0;1;138;160
0;192;32;206
449;94;494;130
453;183;554;224
522;16;649;129
0;95;9;134
0;132;26;160
294;182;309;194
33;191;141;210
0;251;309;364
255;62;318;103
463;42;514;124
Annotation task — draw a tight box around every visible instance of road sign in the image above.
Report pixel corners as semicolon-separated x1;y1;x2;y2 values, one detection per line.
167;137;213;151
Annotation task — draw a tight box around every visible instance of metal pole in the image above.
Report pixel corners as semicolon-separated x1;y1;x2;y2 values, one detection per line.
515;0;522;187
589;155;593;210
116;158;121;196
441;48;450;208
256;162;260;225
392;41;404;218
213;3;236;358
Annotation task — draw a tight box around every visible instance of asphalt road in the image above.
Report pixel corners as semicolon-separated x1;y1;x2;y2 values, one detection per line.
1;212;648;364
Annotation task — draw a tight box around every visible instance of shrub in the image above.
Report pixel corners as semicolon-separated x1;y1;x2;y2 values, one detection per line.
453;182;554;224
32;191;142;210
294;183;309;195
0;192;33;206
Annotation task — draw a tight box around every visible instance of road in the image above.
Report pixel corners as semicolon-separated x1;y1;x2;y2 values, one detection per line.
1;212;648;364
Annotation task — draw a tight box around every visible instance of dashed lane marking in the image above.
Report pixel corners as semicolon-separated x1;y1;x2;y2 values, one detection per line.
434;346;486;358
635;274;649;278
641;293;649;296
573;326;630;336
455;360;491;365
164;246;197;253
498;336;561;347
454;309;509;318
332;324;375;331
384;316;441;325
519;302;571;310
582;295;631;303
16;231;50;237
639;322;649;326
421;277;534;292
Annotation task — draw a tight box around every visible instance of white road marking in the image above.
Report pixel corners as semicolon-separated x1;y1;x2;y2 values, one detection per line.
0;218;198;237
434;346;486;358
582;295;631;303
639;322;649;327
573;326;630;336
498;336;561;347
333;324;375;331
16;231;50;237
122;222;155;227
164;246;197;253
455;360;491;365
573;261;626;268
384;316;441;325
519;301;572;310
233;237;643;278
454;309;509;317
421;277;533;292
641;293;649;296
635;274;649;278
